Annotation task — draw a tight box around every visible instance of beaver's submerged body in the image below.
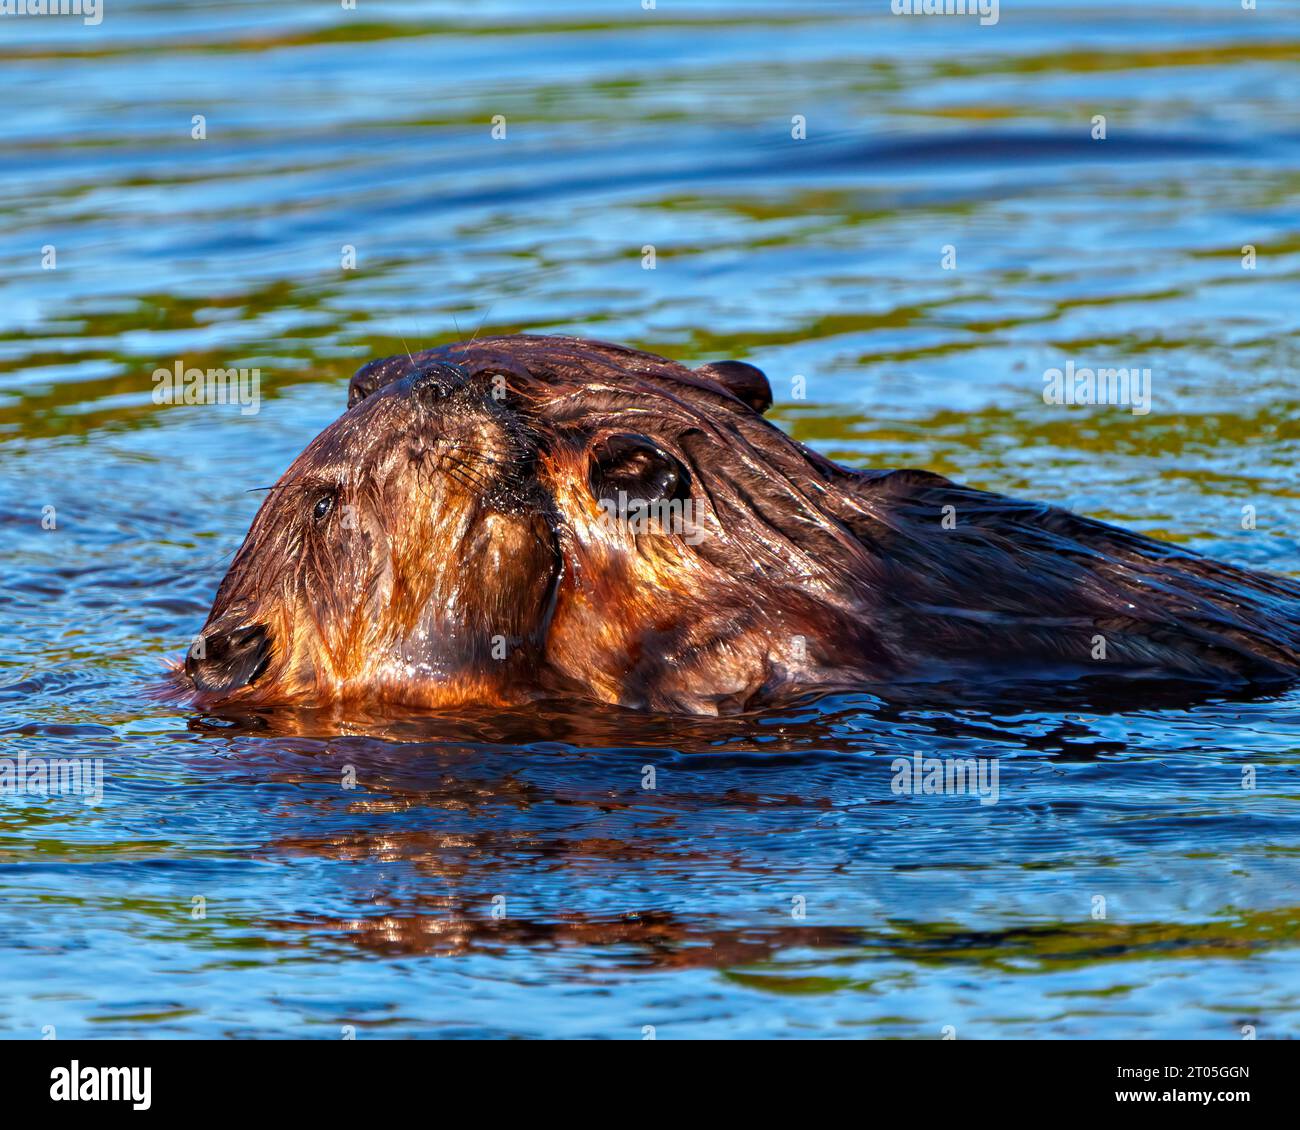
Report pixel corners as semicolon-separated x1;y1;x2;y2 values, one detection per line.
180;335;1300;715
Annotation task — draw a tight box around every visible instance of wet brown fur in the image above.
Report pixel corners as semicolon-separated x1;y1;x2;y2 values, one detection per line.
178;334;1300;716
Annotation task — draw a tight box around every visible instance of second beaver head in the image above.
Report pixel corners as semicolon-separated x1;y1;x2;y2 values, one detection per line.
183;334;1300;715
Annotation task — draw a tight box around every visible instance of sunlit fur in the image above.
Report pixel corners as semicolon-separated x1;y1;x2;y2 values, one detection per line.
191;366;555;709
179;334;1300;716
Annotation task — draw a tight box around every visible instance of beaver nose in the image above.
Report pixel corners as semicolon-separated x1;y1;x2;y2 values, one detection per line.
407;361;471;403
185;623;271;694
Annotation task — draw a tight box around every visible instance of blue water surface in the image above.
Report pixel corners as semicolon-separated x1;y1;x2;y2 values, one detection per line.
1;0;1299;1038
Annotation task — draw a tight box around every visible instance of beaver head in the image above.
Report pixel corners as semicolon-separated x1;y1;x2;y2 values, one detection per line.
184;335;893;715
184;333;1300;715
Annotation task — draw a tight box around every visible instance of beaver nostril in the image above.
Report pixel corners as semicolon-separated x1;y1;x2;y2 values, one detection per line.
185;623;272;694
407;362;470;403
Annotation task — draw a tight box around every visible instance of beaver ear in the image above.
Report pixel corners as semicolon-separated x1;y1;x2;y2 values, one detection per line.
348;355;405;408
694;360;772;414
589;434;691;511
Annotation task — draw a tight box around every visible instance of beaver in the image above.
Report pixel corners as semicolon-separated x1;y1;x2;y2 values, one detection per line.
178;334;1300;716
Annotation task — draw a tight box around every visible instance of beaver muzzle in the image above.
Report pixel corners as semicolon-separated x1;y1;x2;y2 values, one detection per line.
186;623;272;694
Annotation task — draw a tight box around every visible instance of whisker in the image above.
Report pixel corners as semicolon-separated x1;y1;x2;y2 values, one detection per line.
442;465;477;495
193;541;242;574
441;443;510;468
441;455;493;492
469;303;494;346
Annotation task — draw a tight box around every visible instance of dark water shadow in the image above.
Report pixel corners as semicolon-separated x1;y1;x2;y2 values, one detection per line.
180;674;1295;756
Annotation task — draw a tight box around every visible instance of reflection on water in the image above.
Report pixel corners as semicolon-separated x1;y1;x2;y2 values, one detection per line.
2;0;1300;1038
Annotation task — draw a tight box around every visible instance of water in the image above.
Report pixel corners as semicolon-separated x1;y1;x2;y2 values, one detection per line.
2;0;1299;1038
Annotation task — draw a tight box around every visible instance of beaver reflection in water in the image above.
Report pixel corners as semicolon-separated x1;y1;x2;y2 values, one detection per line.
180;334;1300;716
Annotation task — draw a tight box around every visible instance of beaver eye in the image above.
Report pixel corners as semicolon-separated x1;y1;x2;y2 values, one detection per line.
311;492;335;523
589;433;691;513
